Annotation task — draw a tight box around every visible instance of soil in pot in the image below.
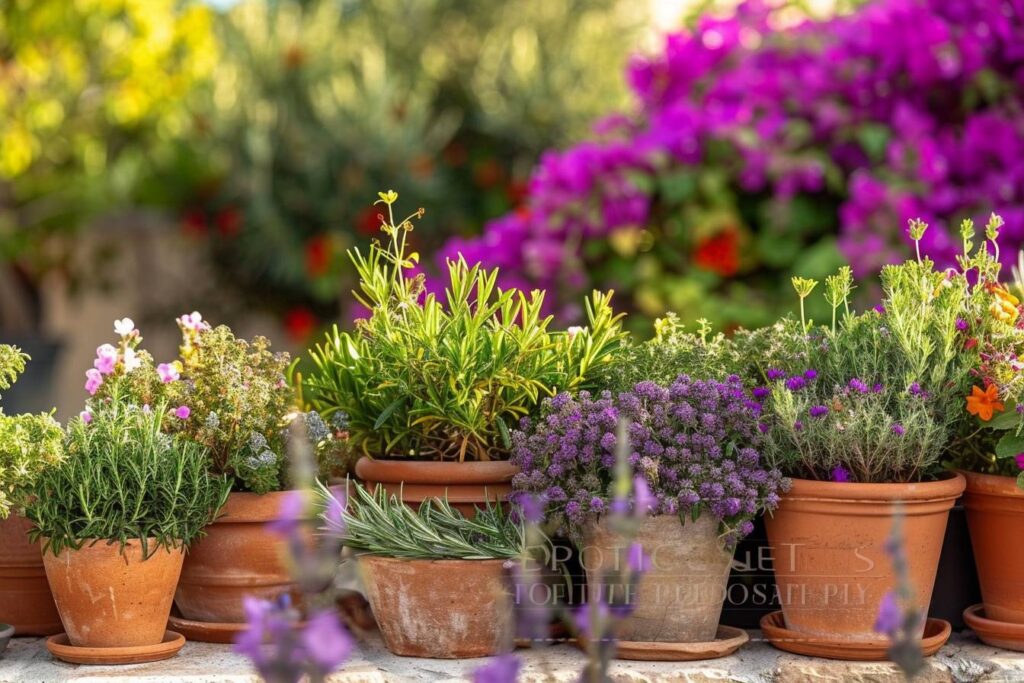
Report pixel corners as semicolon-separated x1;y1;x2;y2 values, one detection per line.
582;515;734;643
43;538;184;648
359;555;514;658
175;489;314;624
963;470;1024;624
0;514;61;635
764;473;965;641
354;457;517;515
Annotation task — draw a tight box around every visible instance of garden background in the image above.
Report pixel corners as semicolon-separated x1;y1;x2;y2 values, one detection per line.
0;0;1018;420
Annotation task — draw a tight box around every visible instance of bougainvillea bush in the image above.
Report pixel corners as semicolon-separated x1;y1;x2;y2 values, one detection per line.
444;0;1024;329
510;376;786;546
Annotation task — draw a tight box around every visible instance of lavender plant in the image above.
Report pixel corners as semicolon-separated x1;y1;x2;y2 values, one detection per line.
510;375;785;546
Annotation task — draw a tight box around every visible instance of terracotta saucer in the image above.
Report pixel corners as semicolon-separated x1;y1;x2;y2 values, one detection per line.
0;623;13;656
46;630;185;665
576;626;749;661
760;611;951;660
964;604;1024;652
167;615;248;644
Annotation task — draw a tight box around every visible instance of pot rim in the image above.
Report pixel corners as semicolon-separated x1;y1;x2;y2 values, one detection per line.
357;554;511;568
211;486;344;523
781;470;966;503
959;468;1024;497
355;456;518;485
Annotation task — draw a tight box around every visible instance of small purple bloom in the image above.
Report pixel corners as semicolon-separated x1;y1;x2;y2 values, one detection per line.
758;422;769;433
785;376;807;391
301;611;352;672
956;318;969;332
767;368;786;381
79;410;93;424
891;423;905;436
793;420;804;432
473;654;522;683
633;476;657;517
874;591;901;636
803;369;818;380
752;386;771;400
831;466;850;483
848;378;869;394
626;542;650;574
908;382;923;396
809;405;829;418
873;304;885;314
174;405;191;420
267;490;305;536
872;383;883;393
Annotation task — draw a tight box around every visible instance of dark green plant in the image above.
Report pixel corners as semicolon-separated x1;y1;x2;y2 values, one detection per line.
27;396;230;558
300;192;627;461
317;480;524;560
0;345;64;518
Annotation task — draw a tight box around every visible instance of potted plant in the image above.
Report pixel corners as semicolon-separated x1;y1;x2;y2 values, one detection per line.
25;389;228;664
154;313;349;632
0;345;64;636
934;216;1024;648
299;191;626;511
755;225;972;657
316;481;522;658
509;373;785;654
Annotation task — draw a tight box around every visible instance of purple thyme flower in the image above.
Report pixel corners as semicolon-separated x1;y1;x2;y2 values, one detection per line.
473;654;522;683
793;420;804;432
891;423;905;436
803;369;818;380
785;376;807;391
766;368;786;381
752;386;771;400
873;305;885;315
872;383;884;393
848;378;869;394
301;610;353;672
831;466;851;483
908;382;923;396
809;405;829;418
956;318;969;332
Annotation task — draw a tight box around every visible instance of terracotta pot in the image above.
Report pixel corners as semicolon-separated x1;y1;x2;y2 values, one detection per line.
43;539;184;647
963;470;1024;624
359;555;514;658
175;489;313;623
583;515;733;643
354;457;517;514
765;473;965;641
0;514;62;635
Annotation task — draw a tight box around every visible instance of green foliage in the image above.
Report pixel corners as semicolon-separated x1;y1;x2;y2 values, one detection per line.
318;480;524;560
27;397;230;558
301;194;627;461
0;344;64;518
166;322;294;494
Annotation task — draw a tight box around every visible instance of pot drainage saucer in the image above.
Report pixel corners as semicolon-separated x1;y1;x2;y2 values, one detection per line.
167;615;249;644
760;611;950;660
46;630;185;665
0;623;13;656
577;625;749;661
964;604;1024;652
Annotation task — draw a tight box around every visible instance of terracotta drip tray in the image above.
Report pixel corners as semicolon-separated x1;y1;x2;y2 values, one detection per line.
760;611;950;660
167;615;248;644
46;630;185;665
964;604;1024;652
577;625;750;661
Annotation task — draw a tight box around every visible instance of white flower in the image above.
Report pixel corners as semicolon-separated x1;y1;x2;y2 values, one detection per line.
113;318;135;336
567;326;586;339
123;347;142;373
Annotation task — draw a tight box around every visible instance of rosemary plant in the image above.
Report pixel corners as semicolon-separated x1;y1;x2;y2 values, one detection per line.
27;396;231;558
316;480;524;560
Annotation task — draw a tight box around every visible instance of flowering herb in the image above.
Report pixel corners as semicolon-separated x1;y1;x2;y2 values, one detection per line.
510;375;785;546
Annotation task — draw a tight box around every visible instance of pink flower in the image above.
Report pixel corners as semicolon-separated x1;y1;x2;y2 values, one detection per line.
84;368;103;396
142;404;152;415
157;363;180;383
178;311;210;332
1015;453;1024;470
174;405;191;420
113;318;135;336
93;344;117;375
122;347;141;373
79;410;93;424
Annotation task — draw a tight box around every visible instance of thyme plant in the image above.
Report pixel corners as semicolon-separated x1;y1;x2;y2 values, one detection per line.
27;395;230;558
317;481;524;560
300;191;626;461
0;345;64;518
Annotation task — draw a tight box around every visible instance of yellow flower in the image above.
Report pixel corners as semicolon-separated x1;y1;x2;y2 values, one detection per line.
988;284;1020;324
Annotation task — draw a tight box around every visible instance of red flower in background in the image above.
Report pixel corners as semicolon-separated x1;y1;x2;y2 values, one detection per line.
284;307;317;343
693;230;740;277
305;235;331;277
216;207;243;237
181;209;207;237
357;205;384;236
473;158;504;189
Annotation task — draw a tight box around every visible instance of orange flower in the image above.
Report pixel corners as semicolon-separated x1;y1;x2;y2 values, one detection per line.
966;384;1005;421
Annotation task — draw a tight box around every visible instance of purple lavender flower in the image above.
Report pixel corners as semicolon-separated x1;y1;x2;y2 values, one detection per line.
794;421;804;432
872;383;884;393
626;542;650;574
473;654;522;683
785;376;807;392
874;305;886;315
809;405;829;418
891;423;906;436
767;368;786;381
752;386;771;400
848;378;870;394
803;369;818;381
956;318;969;332
266;490;306;537
831;466;851;483
874;591;901;636
301;611;353;671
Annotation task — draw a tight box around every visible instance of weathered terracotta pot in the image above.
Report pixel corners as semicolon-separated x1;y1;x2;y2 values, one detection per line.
765;473;965;641
359;555;514;658
0;514;62;635
583;515;734;643
354;457;517;514
963;470;1024;624
175;490;307;623
43;539;184;647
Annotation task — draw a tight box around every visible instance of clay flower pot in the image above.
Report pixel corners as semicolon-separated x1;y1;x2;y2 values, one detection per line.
359;555;514;658
355;457;517;514
765;473;965;641
43;539;184;647
0;514;62;635
963;470;1024;623
583;515;734;643
175;489;310;623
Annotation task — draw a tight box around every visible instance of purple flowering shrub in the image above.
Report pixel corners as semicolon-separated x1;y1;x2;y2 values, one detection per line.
441;0;1024;330
510;375;785;546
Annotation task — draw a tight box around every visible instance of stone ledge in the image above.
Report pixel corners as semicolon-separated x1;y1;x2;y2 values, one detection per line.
1;631;1023;683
